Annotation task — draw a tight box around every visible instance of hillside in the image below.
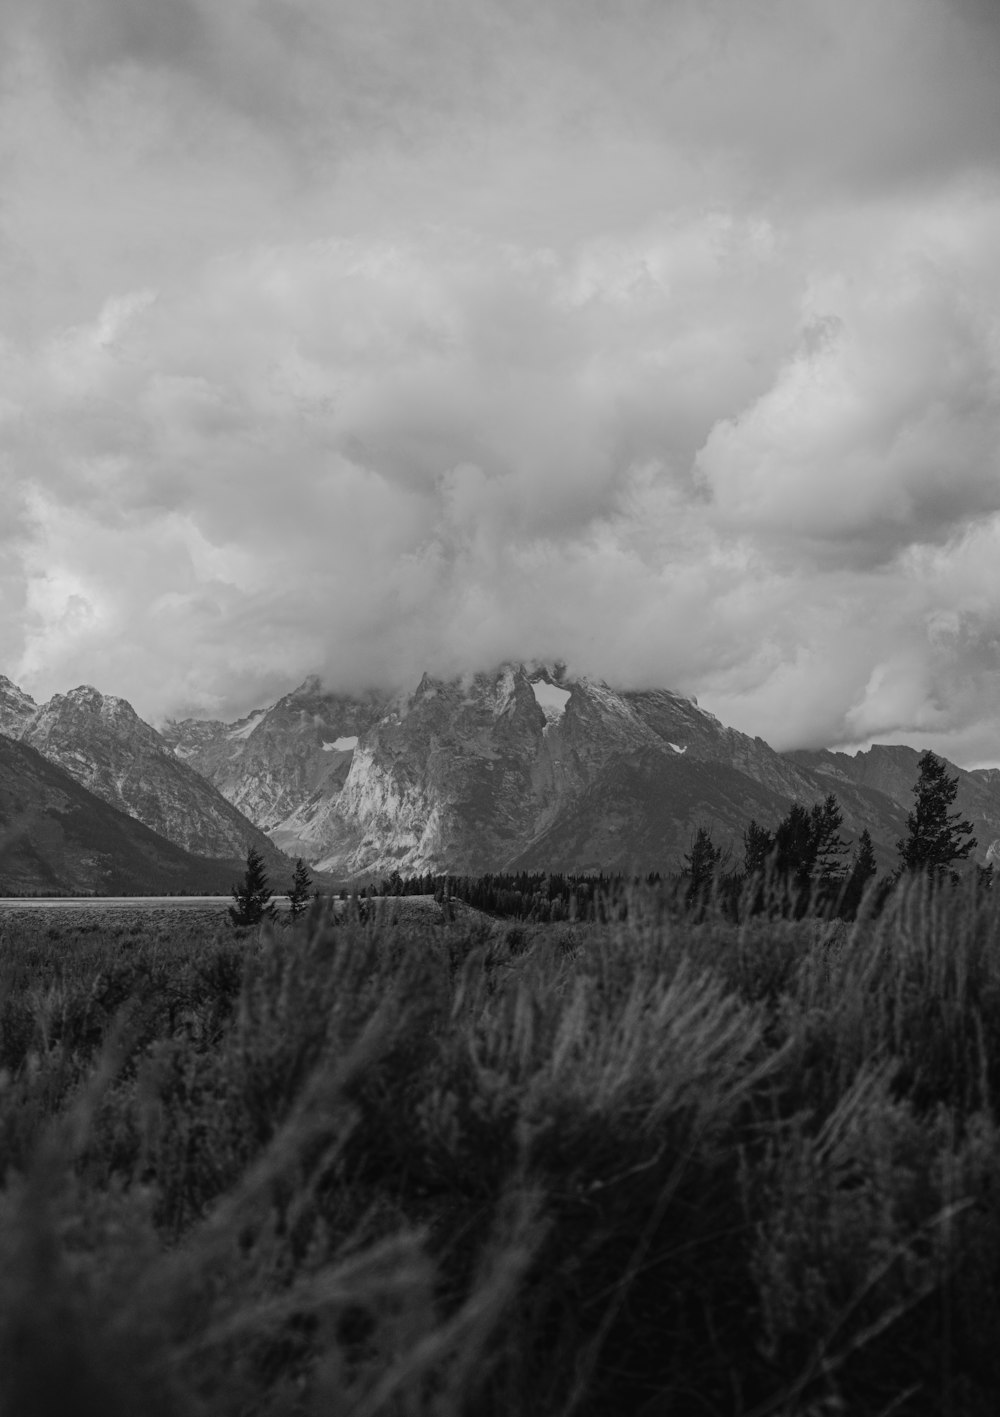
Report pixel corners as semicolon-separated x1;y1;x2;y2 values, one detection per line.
0;734;246;896
6;684;292;875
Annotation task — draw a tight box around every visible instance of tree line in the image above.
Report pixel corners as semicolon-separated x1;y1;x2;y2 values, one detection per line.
227;749;983;927
684;748;979;919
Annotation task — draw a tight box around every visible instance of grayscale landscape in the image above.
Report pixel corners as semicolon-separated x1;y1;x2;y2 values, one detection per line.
3;2;1000;1413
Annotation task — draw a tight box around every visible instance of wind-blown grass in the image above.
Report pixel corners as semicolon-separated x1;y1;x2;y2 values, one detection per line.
3;881;1000;1414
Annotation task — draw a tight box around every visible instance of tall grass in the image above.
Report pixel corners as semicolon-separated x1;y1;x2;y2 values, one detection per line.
3;882;1000;1413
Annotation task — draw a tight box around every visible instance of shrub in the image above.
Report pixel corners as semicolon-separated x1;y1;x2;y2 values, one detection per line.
4;883;1000;1413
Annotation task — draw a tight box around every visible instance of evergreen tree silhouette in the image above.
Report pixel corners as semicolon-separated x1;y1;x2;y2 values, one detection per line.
230;846;276;926
841;828;877;918
742;820;774;877
769;793;849;915
684;826;722;911
287;858;313;920
897;751;977;885
811;795;849;889
774;803;816;912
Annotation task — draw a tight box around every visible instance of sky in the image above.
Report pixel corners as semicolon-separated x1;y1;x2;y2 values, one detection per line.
2;0;1000;764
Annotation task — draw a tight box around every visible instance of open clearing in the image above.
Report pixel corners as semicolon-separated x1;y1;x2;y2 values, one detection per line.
0;895;234;909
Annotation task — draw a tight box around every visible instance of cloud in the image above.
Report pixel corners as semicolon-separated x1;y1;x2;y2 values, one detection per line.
9;1;1000;198
697;195;1000;565
2;0;1000;764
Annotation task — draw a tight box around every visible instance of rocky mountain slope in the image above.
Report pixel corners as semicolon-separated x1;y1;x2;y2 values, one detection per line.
162;663;987;879
0;675;37;738
2;682;290;872
0;734;244;896
161;677;388;831
313;668;828;878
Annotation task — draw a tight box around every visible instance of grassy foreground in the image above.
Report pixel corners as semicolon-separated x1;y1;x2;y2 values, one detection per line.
3;885;1000;1415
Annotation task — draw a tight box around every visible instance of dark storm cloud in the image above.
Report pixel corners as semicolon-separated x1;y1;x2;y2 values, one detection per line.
10;1;1000;190
8;0;206;78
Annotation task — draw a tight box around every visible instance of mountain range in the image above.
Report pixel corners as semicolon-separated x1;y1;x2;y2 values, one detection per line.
0;675;292;895
3;664;999;893
164;665;1000;880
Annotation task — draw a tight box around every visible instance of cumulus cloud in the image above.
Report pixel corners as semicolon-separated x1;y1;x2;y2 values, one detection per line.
697;197;1000;564
2;0;1000;763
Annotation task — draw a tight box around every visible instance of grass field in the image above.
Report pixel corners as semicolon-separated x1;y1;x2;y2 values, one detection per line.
3;882;1000;1415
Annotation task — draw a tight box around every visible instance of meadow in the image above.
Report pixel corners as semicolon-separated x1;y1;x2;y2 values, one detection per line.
2;883;1000;1416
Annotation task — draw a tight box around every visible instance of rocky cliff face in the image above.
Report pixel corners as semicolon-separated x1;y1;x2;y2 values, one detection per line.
299;667;553;874
0;675;37;738
162;677;389;832
13;685;287;867
239;664;891;879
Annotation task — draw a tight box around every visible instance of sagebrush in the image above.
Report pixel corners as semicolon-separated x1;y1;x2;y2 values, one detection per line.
2;882;1000;1414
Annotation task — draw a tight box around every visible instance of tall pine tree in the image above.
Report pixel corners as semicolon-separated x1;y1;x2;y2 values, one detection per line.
897;751;977;885
841;828;877;919
810;794;850;905
287;858;313;920
684;826;722;911
743;820;774;877
774;803;817;907
230;846;277;927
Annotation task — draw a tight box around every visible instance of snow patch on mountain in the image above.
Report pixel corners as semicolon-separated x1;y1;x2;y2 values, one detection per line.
531;679;571;723
323;736;358;752
669;743;687;754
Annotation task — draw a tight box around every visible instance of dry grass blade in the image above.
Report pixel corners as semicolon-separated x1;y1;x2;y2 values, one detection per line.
348;1189;543;1417
147;994;400;1294
172;1231;432;1361
746;1198;976;1417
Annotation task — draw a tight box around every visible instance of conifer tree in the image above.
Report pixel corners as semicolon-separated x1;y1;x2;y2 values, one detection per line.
841;828;877;919
897;750;977;884
810;794;850;901
229;846;276;927
774;803;816;892
743;820;774;877
287;858;313;920
771;793;849;914
854;826;877;881
684;826;722;910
